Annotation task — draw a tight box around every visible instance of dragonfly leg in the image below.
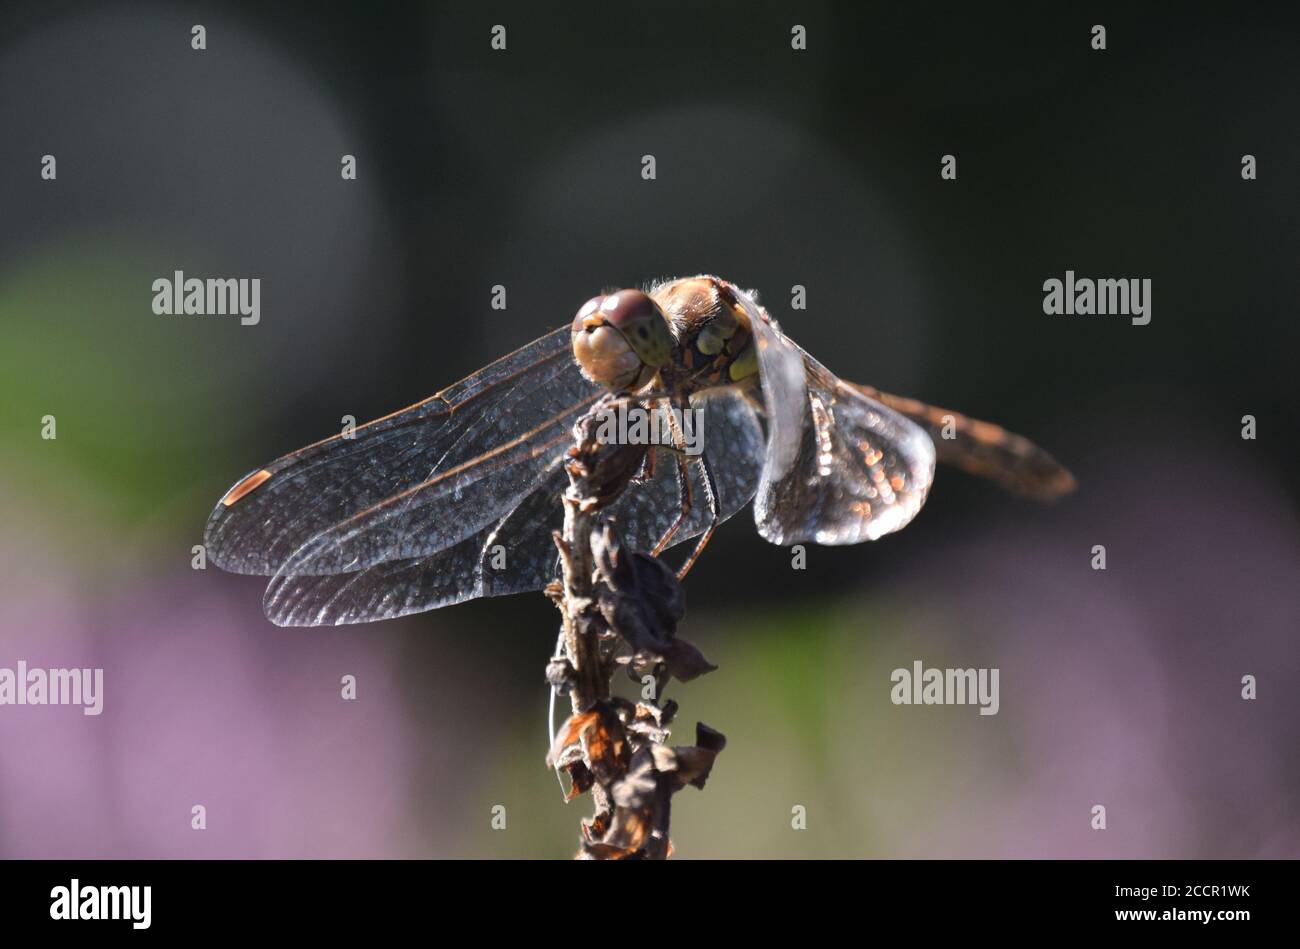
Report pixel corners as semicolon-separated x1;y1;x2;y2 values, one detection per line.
650;400;695;555
632;445;657;484
650;450;693;555
675;451;719;579
630;397;664;485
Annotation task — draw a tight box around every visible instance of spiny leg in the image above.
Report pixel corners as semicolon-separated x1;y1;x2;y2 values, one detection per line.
630;405;659;485
650;400;694;556
675;451;719;579
650;449;693;556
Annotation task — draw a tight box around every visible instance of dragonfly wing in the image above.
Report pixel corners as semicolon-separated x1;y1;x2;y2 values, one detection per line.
848;383;1076;499
263;461;570;625
204;325;602;576
736;296;810;520
260;391;766;625
752;344;937;546
264;526;504;626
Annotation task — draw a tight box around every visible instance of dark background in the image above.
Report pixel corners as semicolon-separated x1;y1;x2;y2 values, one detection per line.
0;2;1296;858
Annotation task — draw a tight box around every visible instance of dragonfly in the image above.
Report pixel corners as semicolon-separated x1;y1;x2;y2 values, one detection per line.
204;275;1075;626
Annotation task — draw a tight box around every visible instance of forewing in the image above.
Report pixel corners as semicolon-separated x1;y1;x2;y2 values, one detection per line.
204;325;601;576
735;295;809;521
260;391;766;625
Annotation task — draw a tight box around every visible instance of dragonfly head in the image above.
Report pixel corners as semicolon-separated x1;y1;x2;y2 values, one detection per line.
571;289;673;391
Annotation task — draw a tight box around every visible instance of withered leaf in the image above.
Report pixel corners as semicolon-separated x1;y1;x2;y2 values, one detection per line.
580;842;639;860
592;525;685;653
565;761;594;800
662;638;717;682
546;702;629;786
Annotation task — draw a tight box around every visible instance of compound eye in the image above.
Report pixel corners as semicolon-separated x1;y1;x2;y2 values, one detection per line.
572;295;603;333
571;288;674;391
572;295;642;390
603;290;673;369
598;290;660;333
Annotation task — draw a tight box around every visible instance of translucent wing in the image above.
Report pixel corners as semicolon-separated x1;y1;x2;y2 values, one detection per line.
260;390;766;625
733;292;810;531
734;293;936;545
848;383;1076;499
204;325;602;576
262;460;570;625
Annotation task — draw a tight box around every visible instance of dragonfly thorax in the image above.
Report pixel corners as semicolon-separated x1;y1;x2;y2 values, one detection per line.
651;275;760;389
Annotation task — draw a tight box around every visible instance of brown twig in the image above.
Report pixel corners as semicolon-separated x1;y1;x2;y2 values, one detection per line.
544;400;725;859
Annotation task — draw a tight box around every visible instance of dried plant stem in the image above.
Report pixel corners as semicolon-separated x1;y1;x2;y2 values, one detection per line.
546;403;725;860
553;437;614;821
558;468;606;712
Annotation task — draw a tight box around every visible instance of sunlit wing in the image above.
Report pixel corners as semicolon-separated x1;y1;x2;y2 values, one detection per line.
204;325;602;576
729;291;809;535
848;384;1075;499
262;461;570;625
736;298;936;545
261;392;766;625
